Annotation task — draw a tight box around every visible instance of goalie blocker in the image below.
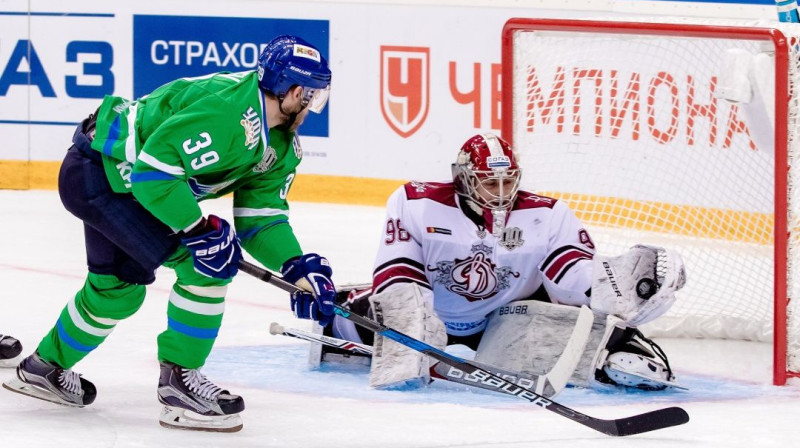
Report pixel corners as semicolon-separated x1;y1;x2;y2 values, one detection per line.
324;244;686;390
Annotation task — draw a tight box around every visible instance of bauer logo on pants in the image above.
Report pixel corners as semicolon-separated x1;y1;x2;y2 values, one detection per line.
380;46;430;138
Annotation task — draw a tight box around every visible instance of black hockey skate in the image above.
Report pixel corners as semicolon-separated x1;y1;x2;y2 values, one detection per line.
2;351;96;407
0;334;23;367
157;361;245;432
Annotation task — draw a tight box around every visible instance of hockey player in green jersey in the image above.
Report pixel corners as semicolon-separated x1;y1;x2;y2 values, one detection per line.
2;35;334;432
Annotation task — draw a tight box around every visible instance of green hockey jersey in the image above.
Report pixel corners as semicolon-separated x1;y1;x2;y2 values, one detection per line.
90;71;303;270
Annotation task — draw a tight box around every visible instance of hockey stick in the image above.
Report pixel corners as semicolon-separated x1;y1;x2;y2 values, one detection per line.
270;301;593;399
318;283;595;396
270;321;572;398
240;260;689;436
270;322;373;356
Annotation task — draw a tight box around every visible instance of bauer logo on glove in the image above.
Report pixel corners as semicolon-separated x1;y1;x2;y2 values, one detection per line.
180;215;243;279
591;245;686;326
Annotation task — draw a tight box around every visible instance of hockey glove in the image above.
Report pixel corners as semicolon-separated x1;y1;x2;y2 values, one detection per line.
590;244;686;326
180;215;243;280
281;253;336;327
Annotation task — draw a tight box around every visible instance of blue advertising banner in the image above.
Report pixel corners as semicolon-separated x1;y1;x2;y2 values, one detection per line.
133;15;330;137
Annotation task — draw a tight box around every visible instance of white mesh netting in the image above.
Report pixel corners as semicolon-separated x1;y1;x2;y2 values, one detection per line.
507;17;800;379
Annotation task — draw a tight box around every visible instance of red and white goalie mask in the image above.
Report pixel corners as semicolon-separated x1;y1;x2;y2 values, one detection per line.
452;133;521;217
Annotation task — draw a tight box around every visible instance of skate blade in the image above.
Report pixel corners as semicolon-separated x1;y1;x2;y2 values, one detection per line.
605;364;689;391
659;377;688;390
159;406;243;433
2;377;85;407
0;355;22;368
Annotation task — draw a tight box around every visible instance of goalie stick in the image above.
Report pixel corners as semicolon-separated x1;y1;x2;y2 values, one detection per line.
240;260;689;436
269;302;593;399
270;322;568;398
270;322;374;356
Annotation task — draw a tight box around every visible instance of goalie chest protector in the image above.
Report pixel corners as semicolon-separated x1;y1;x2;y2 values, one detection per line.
372;182;595;336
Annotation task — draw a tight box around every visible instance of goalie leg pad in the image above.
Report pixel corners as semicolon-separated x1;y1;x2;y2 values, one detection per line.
369;283;446;389
475;300;607;388
475;300;680;390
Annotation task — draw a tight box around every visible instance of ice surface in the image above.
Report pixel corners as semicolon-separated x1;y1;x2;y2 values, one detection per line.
1;190;798;447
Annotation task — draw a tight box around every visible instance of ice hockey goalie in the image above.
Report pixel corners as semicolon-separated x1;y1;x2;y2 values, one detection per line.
320;133;688;392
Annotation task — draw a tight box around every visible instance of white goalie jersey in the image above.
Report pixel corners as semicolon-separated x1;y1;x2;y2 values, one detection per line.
372;181;596;336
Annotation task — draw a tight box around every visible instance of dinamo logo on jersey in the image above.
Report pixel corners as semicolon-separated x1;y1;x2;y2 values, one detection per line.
380;46;430;138
427;243;520;302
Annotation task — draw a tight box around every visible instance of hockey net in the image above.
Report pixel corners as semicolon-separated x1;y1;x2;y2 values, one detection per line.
502;17;800;385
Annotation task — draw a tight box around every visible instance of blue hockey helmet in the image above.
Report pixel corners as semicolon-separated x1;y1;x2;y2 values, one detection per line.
258;35;331;113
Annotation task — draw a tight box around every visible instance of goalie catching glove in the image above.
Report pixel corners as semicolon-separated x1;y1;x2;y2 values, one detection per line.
281;253;336;327
590;244;686;327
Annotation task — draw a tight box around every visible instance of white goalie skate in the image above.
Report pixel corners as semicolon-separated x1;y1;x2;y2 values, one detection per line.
603;351;686;390
157;361;245;432
595;327;686;391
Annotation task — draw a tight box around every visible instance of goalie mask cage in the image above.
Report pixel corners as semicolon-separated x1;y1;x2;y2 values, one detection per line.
501;17;800;385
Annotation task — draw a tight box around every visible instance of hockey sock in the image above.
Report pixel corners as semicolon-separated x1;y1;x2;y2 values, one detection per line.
157;257;231;368
37;273;145;368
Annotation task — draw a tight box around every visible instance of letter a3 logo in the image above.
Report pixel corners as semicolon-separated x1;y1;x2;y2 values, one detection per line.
380;46;430;138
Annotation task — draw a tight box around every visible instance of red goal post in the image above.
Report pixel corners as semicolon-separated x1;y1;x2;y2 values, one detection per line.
501;17;797;385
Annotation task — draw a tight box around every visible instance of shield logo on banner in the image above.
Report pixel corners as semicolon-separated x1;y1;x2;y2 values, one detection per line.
380;46;430;138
